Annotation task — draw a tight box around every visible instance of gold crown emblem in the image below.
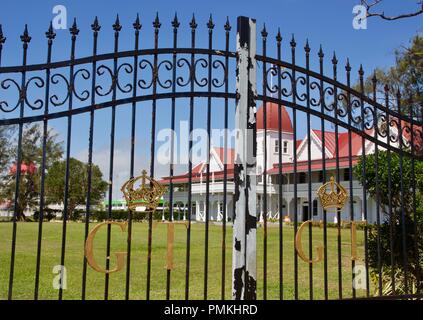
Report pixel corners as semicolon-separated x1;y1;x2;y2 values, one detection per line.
317;176;348;210
121;170;166;211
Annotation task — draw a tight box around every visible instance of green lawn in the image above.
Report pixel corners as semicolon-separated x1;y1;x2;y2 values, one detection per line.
0;221;372;300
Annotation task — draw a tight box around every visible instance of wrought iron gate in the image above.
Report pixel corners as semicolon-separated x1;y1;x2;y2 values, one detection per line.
0;14;421;300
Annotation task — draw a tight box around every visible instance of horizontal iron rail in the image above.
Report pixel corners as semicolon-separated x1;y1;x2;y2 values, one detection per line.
0;48;236;74
0;91;237;125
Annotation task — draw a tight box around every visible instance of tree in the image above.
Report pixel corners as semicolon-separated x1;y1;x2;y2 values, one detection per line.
357;34;422;119
0;124;63;220
360;0;423;21
354;151;423;294
45;158;108;220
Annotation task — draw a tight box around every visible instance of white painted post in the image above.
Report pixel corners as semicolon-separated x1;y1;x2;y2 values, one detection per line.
232;16;257;300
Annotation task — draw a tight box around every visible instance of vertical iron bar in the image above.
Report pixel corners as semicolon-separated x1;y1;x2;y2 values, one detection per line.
81;17;100;300
291;35;298;300
276;29;283;301
358;65;370;297
345;59;356;298
9;25;31;300
372;74;383;296
34;22;55;300
166;13;179;300
332;52;342;299
305;40;313;300
396;90;409;294
318;46;329;300
261;24;268;301
125;14;141;301
185;14;197;300
58;20;78;300
204;15;214;300
387;87;397;297
147;13;161;300
104;15;122;301
233;16;257;300
221;17;231;300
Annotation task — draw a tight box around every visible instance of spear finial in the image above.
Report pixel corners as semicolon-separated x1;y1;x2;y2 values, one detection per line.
70;18;80;36
113;14;122;32
46;21;56;40
290;34;296;47
133;14;142;30
261;23;268;38
224;16;231;32
21;24;31;44
91;16;101;32
207;14;215;30
153;12;161;29
318;45;324;59
276;28;282;43
0;25;6;44
190;14;198;30
172;12;180;29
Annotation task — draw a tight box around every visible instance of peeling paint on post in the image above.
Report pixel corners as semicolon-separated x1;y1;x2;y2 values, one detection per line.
232;16;257;300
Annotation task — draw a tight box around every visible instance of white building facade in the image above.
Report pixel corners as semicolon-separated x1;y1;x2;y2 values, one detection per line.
161;103;405;225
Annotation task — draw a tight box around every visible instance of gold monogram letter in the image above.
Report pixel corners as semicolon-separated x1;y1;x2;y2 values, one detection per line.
295;220;324;264
84;221;127;274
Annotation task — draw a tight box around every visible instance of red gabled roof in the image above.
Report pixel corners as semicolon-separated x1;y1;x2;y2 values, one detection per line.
296;140;302;149
160;147;235;184
160;169;235;184
311;129;366;157
214;147;235;168
312;130;337;156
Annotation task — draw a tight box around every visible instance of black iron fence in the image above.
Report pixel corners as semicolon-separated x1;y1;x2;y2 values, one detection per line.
0;14;421;300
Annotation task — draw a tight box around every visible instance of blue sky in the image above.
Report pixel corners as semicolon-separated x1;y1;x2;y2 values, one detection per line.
0;0;421;198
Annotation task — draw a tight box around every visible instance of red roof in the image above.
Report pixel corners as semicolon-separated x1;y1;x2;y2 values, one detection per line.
160;169;234;184
296;140;302;149
267;156;359;175
160;147;235;184
9;162;37;175
396;119;422;156
214;147;235;168
256;103;293;133
312;130;365;157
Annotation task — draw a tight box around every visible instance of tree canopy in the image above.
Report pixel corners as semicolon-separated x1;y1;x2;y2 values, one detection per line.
0;124;63;220
45;158;108;219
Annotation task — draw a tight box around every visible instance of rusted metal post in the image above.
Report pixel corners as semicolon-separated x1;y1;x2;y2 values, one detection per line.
232;16;257;300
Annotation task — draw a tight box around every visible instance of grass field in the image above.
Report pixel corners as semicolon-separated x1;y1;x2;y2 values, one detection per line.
0;221;372;300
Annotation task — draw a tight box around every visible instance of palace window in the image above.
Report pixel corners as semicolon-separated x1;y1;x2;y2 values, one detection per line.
283;141;288;153
275;140;279;153
299;172;306;183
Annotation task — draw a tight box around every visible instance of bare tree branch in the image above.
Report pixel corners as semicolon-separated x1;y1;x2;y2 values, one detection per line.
361;0;423;20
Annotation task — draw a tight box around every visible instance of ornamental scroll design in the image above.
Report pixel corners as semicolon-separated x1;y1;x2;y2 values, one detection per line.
262;63;423;157
0;53;229;114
